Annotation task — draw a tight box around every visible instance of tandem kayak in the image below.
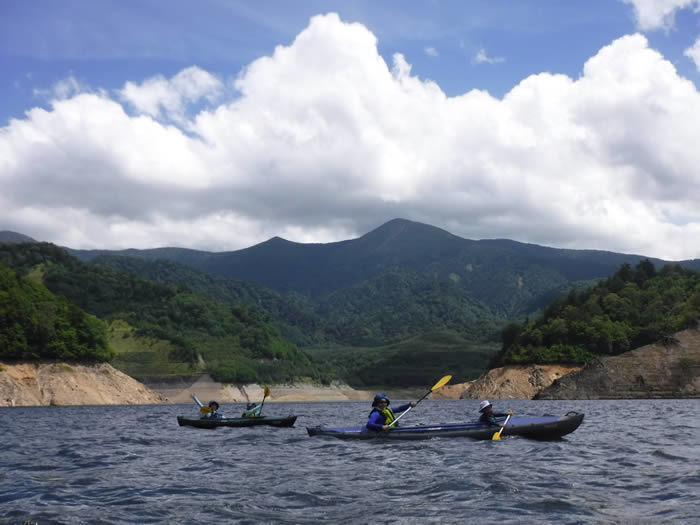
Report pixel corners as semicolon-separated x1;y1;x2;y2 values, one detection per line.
177;415;297;429
307;412;583;440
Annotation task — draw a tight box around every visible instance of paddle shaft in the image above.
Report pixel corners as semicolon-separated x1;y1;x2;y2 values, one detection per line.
192;394;203;408
388;386;442;428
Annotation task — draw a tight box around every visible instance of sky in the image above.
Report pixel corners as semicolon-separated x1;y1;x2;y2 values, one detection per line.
2;0;700;261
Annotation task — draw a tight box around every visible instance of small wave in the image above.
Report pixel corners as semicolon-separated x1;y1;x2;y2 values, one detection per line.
651;449;689;461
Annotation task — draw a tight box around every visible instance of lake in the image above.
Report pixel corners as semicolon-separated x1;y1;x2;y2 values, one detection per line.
1;399;698;524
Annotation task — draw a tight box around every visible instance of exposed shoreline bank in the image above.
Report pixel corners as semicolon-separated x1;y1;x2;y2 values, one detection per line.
0;361;167;407
4;324;699;407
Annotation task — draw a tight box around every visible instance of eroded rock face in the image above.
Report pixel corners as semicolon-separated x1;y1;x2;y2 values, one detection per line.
459;364;582;400
0;362;168;406
535;329;700;399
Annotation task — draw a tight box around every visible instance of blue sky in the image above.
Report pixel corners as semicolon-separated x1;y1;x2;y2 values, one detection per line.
3;0;698;122
2;1;700;259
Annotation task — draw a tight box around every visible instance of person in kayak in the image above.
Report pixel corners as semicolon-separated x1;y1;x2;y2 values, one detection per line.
241;402;262;418
201;400;223;419
366;394;416;431
478;400;511;426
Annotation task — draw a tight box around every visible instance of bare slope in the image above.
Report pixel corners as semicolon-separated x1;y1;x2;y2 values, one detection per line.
0;362;168;406
535;328;700;399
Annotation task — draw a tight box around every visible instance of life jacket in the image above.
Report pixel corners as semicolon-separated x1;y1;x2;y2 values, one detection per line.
370;407;397;427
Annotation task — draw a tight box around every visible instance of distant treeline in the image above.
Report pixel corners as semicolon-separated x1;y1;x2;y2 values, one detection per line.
494;260;700;366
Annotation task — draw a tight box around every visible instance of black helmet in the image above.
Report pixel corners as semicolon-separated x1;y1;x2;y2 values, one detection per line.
372;393;390;407
208;401;220;409
246;403;257;410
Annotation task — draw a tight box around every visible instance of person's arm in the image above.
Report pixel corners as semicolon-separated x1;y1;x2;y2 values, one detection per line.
393;403;412;413
366;411;386;431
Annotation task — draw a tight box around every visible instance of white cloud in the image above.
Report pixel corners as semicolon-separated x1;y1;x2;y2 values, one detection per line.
119;66;223;125
3;14;700;261
622;0;700;30
685;37;700;70
424;46;438;57
473;48;505;65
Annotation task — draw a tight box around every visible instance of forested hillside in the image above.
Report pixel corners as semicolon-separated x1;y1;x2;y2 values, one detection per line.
316;267;501;346
90;254;326;347
494;260;700;366
93;254;502;347
0;242;325;384
82;255;504;384
0;262;113;361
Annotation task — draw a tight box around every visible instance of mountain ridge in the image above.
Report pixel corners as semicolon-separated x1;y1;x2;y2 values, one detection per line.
9;218;699;319
0;231;37;243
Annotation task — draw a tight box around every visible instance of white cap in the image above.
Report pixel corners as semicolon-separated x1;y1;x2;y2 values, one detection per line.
479;400;492;412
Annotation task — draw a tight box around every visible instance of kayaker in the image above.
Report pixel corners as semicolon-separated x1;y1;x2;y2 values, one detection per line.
201;400;223;419
241;402;262;418
366;394;416;431
478;400;511;426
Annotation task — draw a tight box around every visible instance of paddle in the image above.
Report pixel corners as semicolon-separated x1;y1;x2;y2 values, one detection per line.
492;414;511;441
258;385;271;416
192;394;212;414
387;375;452;429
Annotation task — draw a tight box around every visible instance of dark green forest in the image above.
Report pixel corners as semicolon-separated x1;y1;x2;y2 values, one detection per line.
494;260;700;366
0;263;113;361
91;254;506;384
90;254;327;347
0;243;323;384
96;254;504;348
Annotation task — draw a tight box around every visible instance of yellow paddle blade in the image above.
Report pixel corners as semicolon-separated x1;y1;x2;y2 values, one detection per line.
200;406;212;414
492;414;510;440
431;375;452;391
264;385;271;397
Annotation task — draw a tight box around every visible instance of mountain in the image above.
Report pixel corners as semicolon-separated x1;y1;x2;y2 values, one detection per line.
68;218;700;319
7;219;700;387
0;231;36;243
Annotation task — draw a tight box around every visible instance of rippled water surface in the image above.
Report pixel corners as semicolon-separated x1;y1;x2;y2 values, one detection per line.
1;399;698;524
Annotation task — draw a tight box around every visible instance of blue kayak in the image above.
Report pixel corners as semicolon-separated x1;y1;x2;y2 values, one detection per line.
307;412;583;440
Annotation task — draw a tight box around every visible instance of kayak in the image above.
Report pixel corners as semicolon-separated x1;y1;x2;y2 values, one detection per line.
306;412;584;440
177;415;297;429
